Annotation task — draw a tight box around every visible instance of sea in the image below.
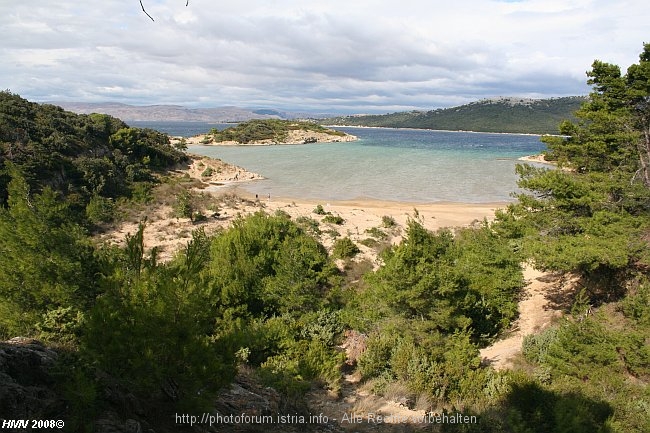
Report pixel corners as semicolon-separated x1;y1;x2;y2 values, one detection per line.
128;121;548;203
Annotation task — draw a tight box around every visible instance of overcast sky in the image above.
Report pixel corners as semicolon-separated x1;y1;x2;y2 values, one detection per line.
2;0;648;113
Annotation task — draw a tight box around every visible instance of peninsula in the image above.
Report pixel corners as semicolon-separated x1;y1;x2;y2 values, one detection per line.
181;119;357;145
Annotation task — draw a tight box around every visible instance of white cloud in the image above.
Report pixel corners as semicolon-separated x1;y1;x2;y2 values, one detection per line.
1;0;648;112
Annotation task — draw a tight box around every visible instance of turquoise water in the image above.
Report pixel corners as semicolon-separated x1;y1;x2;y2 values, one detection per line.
186;127;547;203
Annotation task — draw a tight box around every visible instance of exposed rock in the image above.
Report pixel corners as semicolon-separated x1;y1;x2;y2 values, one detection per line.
95;413;145;433
0;339;342;433
340;330;367;369
0;338;63;427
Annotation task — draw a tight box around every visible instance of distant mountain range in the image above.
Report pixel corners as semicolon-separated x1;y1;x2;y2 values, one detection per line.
51;102;328;122
52;96;587;135
327;96;587;135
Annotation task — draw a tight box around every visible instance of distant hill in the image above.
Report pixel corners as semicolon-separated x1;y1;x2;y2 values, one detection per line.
51;102;331;123
327;96;587;135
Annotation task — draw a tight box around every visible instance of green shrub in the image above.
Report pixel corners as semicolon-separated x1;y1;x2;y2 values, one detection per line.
314;204;327;215
55;362;99;432
332;237;360;259
358;331;398;379
201;166;215;177
130;182;153;204
359;238;379;248
300;309;344;345
207;212;336;318
259;355;311;399
173;138;188;151
85;194;115;223
365;226;388;239
295;216;321;236
382;215;397;228
363;221;522;341
82;228;237;407
36;306;84;344
323;214;345;225
621;282;650;325
172;190;193;219
522;326;559;364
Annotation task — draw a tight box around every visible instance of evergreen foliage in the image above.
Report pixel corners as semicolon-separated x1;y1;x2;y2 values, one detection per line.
347;218;523;404
496;44;650;292
362;219;522;341
475;42;650;433
0;91;188;216
207;212;338;320
328;96;585;134
331;237;360;259
208;119;345;143
0;168;100;338
82;227;237;406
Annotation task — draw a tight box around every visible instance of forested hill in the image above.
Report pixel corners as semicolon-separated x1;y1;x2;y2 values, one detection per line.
328;96;586;134
0;91;187;215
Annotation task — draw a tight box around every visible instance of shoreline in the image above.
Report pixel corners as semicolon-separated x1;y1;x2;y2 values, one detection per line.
177;129;358;146
103;169;507;264
325;124;554;137
517;153;556;165
205;184;508;237
214;185;508;210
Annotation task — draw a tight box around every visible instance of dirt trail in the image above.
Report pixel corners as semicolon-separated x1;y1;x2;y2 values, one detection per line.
307;374;434;432
480;264;576;370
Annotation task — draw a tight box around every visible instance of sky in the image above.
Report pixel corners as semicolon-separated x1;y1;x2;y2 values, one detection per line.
1;0;649;113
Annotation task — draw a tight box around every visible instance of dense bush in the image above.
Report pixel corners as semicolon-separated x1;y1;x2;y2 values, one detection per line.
362;220;522;341
332;237;360;259
82;227;237;406
348;217;523;406
381;215;397;228
0;169;101;338
322;214;345;225
207;211;338;319
471;44;650;433
85;194;115;223
0;91;188;221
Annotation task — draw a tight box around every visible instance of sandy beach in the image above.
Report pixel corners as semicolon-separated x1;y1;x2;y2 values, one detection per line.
518;153;555;165
102;155;507;264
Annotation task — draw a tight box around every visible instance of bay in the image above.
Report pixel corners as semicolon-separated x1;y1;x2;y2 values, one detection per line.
126;122;546;203
186;126;547;203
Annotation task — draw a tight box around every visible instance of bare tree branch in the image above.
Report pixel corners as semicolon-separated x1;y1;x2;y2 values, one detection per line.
140;1;189;21
140;0;154;21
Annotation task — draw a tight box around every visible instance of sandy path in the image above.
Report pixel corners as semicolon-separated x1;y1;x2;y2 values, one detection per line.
479;265;574;370
307;373;436;432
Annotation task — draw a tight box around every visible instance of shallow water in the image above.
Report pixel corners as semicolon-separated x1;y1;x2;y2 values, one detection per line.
188;127;546;203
